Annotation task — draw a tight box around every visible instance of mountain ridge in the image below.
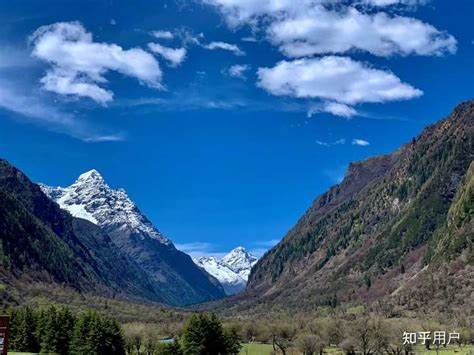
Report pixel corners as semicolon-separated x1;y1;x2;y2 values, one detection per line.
1;161;224;306
0;159;164;302
243;100;473;314
40;169;225;306
39;169;170;245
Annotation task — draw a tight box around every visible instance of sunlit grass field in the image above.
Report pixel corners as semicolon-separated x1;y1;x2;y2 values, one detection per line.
239;343;345;354
239;343;474;354
413;345;474;354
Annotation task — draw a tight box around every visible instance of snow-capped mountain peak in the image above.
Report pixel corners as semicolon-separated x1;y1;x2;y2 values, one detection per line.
222;246;257;279
193;247;258;295
39;170;170;245
75;169;104;183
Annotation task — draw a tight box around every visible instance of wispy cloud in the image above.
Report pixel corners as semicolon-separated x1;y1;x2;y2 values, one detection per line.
322;102;357;118
315;138;346;147
204;41;245;56
222;64;250;79
352;138;371;146
241;36;257;42
151;30;174;40
82;134;125;143
0;46;34;69
148;43;187;67
0;78;124;142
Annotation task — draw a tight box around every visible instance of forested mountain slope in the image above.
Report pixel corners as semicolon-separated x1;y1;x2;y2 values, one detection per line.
246;101;473;313
0;159;162;302
40;169;225;306
0;159;224;306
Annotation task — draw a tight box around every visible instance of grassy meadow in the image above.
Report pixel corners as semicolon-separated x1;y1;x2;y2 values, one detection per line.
239;344;474;355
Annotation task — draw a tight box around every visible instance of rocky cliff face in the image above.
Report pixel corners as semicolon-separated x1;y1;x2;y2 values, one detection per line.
246;101;473;313
39;169;225;306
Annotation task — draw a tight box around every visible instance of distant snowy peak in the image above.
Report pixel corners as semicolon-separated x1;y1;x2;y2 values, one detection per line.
222;246;258;280
193;247;257;295
39;169;170;245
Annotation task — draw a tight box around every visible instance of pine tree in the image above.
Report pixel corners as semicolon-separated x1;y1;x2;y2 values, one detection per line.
180;313;241;355
56;307;75;355
102;317;126;355
70;311;94;355
9;306;39;352
70;310;125;355
40;305;60;354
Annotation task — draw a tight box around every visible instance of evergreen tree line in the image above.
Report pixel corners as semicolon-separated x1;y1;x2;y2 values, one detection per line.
126;313;241;355
8;305;125;354
9;306;241;355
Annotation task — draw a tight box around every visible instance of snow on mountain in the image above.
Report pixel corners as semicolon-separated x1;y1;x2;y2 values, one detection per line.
193;247;258;295
39;169;170;245
222;246;257;280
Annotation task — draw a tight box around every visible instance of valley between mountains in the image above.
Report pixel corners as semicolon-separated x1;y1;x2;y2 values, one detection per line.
0;100;472;321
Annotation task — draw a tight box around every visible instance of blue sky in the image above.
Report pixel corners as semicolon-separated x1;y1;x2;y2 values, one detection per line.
0;0;473;257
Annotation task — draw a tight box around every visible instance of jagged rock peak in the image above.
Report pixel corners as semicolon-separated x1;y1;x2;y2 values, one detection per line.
40;170;171;245
75;169;104;183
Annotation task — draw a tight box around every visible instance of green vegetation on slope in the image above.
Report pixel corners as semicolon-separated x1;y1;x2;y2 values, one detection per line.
246;101;473;315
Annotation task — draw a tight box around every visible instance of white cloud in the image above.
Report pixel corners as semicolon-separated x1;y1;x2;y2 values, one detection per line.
315;140;330;147
361;0;426;6
204;41;245;56
201;0;297;27
224;64;250;79
177;29;205;46
352;138;371;146
82;134;124;142
269;6;456;58
151;30;174;39
0;79;124;142
324;102;357;117
40;69;114;103
203;0;456;58
315;138;346;147
30;21;162;104
308;102;358;118
257;56;422;105
0;84;71;125
241;36;257;42
148;43;187;67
